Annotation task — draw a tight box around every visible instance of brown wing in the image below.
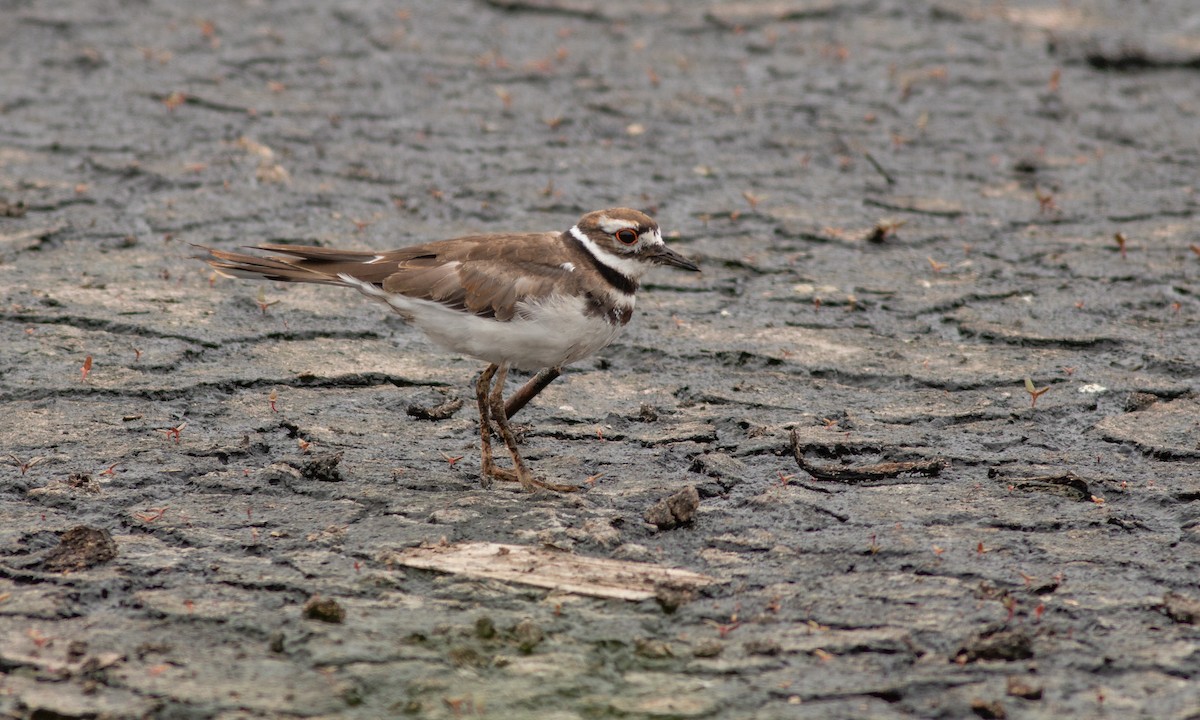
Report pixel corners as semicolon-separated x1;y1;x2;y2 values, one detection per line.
197;233;582;322
379;233;579;321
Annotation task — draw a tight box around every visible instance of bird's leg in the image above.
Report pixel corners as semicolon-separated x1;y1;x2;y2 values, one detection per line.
504;366;562;420
488;363;577;493
476;363;526;487
487;364;535;492
475;363;501;489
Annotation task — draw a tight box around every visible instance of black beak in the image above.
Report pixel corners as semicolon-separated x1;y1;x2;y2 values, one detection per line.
649;244;700;272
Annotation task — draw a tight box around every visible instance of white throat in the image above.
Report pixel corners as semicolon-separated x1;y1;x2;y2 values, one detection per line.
569;225;648;282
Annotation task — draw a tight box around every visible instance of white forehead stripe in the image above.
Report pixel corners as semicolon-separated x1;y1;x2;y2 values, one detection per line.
597;216;641;235
569;225;647;286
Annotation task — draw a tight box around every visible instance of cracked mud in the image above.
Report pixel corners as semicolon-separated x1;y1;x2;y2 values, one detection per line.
2;1;1198;718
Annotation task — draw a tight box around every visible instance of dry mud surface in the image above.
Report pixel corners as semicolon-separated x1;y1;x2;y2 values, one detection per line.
2;1;1199;718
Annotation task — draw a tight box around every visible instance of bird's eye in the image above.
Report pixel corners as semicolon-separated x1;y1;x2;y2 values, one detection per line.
614;229;638;245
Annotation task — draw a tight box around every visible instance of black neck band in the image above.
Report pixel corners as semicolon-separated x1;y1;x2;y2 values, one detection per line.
568;232;639;296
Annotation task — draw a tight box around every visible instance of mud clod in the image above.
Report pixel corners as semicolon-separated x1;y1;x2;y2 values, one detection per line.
1123;392;1158;412
268;631;286;653
956;629;1034;663
970;698;1007;719
636;403;660;422
475;616;497;639
1161;591;1200;624
1006;676;1043;700
40;526;118;573
513;619;544;653
644;486;700;529
654;581;697;613
302;452;344;482
303;596;346;623
635;638;674;659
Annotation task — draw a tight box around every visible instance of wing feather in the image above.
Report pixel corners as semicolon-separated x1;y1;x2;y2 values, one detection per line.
198;232;582;320
379;233;579;321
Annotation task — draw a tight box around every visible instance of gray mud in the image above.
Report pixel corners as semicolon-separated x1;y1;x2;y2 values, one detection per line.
2;1;1198;718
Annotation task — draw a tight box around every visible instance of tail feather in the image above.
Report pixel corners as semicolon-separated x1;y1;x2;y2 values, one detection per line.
194;244;347;285
253;243;382;263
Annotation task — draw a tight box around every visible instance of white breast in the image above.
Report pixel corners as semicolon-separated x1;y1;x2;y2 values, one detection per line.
347;288;624;372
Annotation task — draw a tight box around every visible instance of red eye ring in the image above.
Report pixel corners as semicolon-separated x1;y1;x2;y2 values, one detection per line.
615;229;638;245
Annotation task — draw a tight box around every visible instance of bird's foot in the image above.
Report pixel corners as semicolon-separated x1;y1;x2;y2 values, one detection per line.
480;363;578;493
482;464;578;493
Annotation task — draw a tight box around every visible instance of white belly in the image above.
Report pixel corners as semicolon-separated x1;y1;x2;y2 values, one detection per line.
386;292;626;370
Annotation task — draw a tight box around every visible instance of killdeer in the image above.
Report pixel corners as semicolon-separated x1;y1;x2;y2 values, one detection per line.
197;208;699;492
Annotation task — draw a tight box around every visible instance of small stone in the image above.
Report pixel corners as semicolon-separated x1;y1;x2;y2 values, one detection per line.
970;698;1007;719
614;543;652;560
268;631;286;653
636;403;660;422
303;596;346;623
448;645;486;668
643;486;700;529
67;639;88;660
513;619;543;653
743;637;782;656
635;638;674;659
427;508;481;524
1162;591;1200;624
577;519;621;546
1123;392;1158;412
1005;676;1042;700
956;629;1033;663
654;581;696;613
302;452;343;482
41;526;118;572
475;616;496;639
340;683;364;706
